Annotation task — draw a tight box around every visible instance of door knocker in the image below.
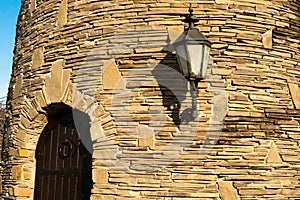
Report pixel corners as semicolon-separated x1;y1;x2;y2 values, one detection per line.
58;140;74;159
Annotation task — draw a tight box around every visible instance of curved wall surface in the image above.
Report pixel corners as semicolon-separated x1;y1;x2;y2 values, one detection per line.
3;0;300;199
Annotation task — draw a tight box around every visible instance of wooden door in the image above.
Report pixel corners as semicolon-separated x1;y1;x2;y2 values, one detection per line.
34;112;92;200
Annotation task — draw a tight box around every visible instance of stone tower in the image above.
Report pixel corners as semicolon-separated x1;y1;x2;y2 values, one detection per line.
2;0;300;199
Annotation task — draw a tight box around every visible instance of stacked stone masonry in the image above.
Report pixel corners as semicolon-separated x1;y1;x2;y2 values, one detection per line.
2;0;300;199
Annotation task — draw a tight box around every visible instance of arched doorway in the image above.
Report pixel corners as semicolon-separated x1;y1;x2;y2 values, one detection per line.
34;106;92;200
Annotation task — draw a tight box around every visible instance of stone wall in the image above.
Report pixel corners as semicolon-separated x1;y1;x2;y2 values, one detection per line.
0;101;5;139
3;0;300;199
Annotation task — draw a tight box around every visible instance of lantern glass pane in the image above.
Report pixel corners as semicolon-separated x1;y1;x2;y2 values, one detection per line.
187;44;203;78
201;45;210;78
175;43;189;77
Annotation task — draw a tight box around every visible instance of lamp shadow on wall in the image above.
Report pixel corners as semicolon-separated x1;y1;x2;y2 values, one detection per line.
151;50;189;126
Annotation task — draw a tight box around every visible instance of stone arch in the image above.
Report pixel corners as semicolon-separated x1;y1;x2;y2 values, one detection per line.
3;55;117;197
9;92;116;198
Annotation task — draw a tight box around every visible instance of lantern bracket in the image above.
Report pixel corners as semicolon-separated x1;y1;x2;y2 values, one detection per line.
173;4;212;123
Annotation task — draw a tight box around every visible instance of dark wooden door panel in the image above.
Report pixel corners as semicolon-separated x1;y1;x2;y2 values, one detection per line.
34;112;92;200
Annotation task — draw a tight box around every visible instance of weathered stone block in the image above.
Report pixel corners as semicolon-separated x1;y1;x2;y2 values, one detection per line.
103;59;125;90
167;26;184;49
91;195;116;200
13;74;23;99
57;0;68;28
266;141;282;164
93;149;118;160
218;180;240;200
19;149;29;158
137;125;155;147
34;90;48;110
262;29;273;49
50;59;64;102
288;83;300;109
20;116;31;129
30;0;36;13
24;172;31;180
12;165;22;180
62;69;71;99
32;47;44;69
93;168;108;184
14;187;31;197
90;121;104;141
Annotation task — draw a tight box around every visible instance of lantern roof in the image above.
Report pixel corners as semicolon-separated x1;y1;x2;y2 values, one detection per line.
179;28;212;47
176;3;212;47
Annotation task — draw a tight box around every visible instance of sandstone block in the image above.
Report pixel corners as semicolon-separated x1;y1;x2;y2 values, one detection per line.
35;90;48;110
288;83;300;109
57;0;68;28
93;168;108;184
20;116;31;129
262;29;273;49
211;93;228;122
24;172;31;180
50;59;64;102
103;59;125;90
91;195;116;200
218;180;240;200
93;148;118;160
137;125;155;147
32;47;44;69
12;165;22;180
266;141;282;164
14;187;31;197
30;0;36;13
19;149;29;158
167;26;184;48
13;74;23;99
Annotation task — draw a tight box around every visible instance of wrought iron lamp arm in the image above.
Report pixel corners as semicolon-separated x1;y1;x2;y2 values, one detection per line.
190;80;199;119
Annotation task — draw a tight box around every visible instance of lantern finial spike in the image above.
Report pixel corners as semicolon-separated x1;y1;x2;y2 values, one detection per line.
183;3;199;28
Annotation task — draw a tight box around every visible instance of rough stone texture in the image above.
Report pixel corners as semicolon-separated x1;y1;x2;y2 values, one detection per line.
3;0;300;199
262;29;273;49
45;59;71;102
57;0;68;28
29;0;36;14
14;187;32;197
103;59;125;90
137;125;155;147
31;47;44;69
92;168;108;184
266;141;282;164
218;180;240;200
288;83;300;109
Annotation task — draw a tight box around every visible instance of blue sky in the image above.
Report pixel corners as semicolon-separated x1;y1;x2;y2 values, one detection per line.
0;0;21;98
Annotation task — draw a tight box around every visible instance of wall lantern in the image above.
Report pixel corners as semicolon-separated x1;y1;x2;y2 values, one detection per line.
173;4;212;121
